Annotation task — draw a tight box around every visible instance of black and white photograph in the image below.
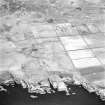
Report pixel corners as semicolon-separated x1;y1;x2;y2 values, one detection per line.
0;0;105;105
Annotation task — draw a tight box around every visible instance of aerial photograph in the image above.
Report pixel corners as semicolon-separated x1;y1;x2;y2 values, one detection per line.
0;0;105;105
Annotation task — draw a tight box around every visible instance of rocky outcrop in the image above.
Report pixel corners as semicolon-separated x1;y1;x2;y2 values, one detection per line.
0;0;105;101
